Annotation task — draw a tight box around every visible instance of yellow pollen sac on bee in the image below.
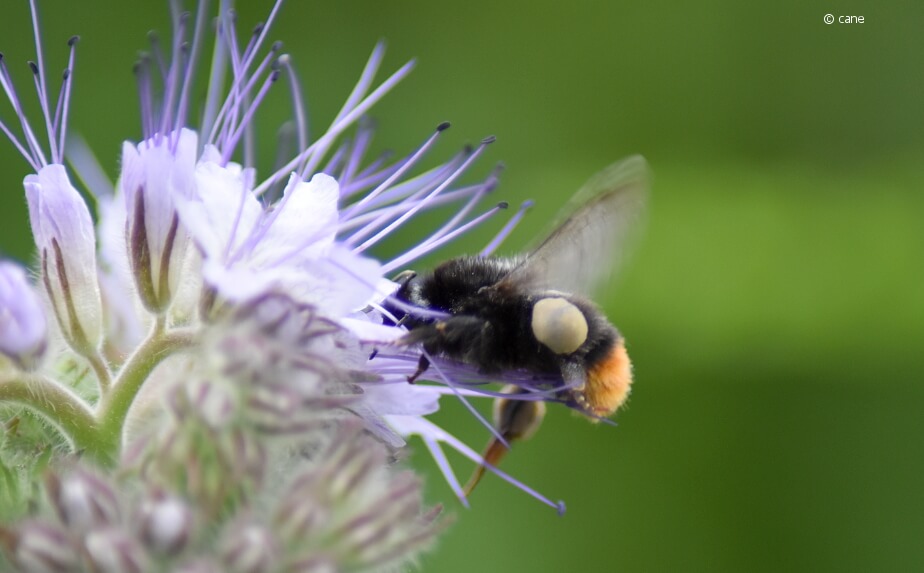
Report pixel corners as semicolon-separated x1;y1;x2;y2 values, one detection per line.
530;297;588;355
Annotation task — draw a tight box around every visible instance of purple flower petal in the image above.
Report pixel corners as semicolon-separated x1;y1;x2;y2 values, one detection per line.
119;128;197;309
24;163;102;350
0;260;47;369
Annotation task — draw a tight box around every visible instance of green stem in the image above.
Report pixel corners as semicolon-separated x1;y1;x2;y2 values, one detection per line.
0;374;99;457
95;327;196;461
86;351;111;395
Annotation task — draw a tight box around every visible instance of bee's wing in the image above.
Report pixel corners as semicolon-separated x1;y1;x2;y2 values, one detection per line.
499;155;648;296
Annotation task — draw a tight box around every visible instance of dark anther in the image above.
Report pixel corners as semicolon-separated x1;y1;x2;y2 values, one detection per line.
437;121;451;132
68;36;80;46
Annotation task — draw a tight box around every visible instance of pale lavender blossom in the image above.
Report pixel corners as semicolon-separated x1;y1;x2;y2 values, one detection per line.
119;128;197;313
0;261;47;369
24;164;103;355
174;162;381;317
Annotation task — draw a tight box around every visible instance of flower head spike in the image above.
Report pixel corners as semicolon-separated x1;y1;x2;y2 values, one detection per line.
0;2;598;571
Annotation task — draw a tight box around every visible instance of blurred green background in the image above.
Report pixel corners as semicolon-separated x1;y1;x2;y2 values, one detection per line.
2;1;923;571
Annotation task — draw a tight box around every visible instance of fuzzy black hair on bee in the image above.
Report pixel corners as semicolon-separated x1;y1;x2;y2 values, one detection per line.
384;156;648;496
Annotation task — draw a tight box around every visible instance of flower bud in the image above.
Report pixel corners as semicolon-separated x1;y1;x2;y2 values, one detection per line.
0;260;47;369
1;520;79;573
24;164;102;354
84;527;150;573
138;490;193;554
220;521;279;573
174;558;225;573
45;469;121;529
120;129;197;312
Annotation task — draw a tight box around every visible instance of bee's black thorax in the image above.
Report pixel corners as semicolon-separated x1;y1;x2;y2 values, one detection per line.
390;256;620;376
397;256;523;314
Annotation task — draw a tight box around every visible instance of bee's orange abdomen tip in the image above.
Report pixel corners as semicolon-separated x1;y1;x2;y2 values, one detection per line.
583;339;633;417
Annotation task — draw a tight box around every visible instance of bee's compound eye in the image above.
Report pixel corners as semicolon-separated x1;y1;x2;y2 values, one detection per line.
531;297;588;355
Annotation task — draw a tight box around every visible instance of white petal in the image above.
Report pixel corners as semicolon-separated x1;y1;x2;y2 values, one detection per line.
96;193;149;352
340;317;404;343
201;259;283;303
251;172;339;267
178;160;262;260
284;245;381;316
360;383;440;417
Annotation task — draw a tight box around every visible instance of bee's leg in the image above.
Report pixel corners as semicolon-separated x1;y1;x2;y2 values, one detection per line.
407;354;431;384
401;316;487;349
400;316;489;383
559;361;592;414
464;436;508;497
464;386;547;497
392;269;417;286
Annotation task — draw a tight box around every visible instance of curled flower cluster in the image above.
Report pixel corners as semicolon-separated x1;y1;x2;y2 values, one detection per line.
0;0;568;570
1;296;442;571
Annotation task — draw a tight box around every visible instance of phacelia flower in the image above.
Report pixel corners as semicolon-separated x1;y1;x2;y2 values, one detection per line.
24;164;103;356
0;0;578;570
0;260;47;369
119;128;197;313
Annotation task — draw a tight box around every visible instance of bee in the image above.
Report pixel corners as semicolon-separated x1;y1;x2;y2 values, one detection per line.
388;156;648;495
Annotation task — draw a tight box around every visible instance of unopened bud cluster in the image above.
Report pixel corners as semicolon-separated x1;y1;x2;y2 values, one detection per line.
2;294;442;572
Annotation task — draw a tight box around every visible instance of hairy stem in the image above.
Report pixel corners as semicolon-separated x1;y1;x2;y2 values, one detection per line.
95;327;197;462
0;374;99;457
85;351;112;395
